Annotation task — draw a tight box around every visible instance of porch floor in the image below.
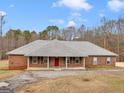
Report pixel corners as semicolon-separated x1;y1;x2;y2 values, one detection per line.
27;67;85;71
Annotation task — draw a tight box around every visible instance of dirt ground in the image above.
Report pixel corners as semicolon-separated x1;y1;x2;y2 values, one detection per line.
0;60;23;80
0;70;23;80
16;71;124;93
0;70;123;93
0;60;124;93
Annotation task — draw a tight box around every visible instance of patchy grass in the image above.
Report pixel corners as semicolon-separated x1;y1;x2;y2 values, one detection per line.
87;66;116;70
16;73;124;93
0;60;23;80
87;67;115;70
0;70;23;80
0;60;9;69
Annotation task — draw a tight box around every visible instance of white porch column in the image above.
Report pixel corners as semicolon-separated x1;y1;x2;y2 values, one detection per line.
47;57;50;69
83;57;85;68
66;57;68;69
27;57;30;69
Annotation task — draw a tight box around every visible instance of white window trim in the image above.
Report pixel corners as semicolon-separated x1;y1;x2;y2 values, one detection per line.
92;57;98;65
106;57;111;64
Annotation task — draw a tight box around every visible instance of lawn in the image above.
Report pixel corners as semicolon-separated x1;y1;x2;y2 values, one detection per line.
16;73;124;93
0;60;9;70
0;60;23;80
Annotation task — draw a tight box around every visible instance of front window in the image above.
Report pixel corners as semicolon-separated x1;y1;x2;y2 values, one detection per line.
32;57;38;64
75;57;81;64
67;57;70;64
106;57;111;64
92;57;98;65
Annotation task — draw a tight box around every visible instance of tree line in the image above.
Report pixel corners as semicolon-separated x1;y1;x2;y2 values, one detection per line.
0;16;124;61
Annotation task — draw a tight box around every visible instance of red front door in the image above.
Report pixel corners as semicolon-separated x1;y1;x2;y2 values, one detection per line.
54;58;59;66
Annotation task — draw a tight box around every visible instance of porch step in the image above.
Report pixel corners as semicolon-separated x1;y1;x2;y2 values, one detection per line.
54;68;62;71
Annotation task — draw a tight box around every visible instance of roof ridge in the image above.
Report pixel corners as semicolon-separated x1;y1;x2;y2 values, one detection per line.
39;39;89;42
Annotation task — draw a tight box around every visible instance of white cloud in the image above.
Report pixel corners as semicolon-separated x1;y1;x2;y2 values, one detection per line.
9;4;15;8
49;19;64;25
67;20;76;27
69;12;87;23
108;0;124;12
98;10;105;17
71;12;81;18
52;0;92;11
0;11;6;16
68;12;82;21
99;13;105;17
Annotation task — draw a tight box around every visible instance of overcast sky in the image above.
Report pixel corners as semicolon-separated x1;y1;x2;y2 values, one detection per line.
0;0;124;33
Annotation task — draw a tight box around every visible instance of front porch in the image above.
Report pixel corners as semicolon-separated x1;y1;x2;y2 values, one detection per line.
27;57;86;70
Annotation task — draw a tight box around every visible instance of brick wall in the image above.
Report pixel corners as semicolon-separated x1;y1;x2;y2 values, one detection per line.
8;55;27;70
8;56;117;70
29;64;47;68
85;56;116;67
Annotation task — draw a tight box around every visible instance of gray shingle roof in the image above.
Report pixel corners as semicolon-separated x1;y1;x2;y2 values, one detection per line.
7;40;117;57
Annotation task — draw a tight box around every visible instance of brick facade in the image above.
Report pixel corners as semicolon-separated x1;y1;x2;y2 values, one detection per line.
8;55;27;70
85;56;116;67
8;56;117;70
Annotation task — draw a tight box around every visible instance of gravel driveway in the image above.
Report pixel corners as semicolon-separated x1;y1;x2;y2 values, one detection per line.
1;69;124;90
1;70;86;89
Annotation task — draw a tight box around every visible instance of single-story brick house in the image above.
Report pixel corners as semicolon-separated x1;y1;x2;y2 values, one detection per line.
7;40;117;70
